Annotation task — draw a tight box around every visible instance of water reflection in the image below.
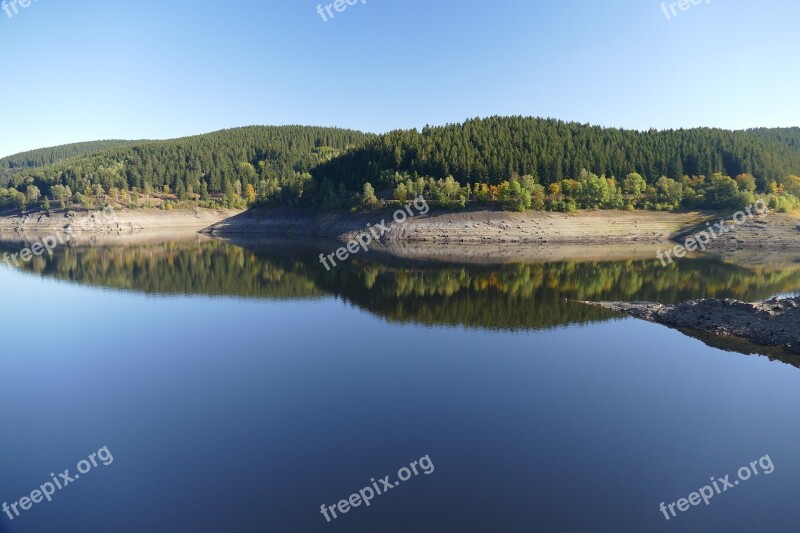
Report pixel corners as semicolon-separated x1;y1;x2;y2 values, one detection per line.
3;237;800;333
2;236;800;533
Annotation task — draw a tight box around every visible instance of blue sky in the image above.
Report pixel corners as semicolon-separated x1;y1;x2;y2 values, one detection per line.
1;0;798;157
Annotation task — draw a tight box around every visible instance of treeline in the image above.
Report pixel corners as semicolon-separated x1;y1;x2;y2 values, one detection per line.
0;126;371;211
312;117;800;212
746;127;800;152
2;118;800;214
315;117;800;189
349;169;800;213
0;140;137;183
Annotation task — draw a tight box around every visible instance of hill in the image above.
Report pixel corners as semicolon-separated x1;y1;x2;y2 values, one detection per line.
1;126;372;210
313;117;800;191
1;118;799;214
309;117;800;213
0;140;138;184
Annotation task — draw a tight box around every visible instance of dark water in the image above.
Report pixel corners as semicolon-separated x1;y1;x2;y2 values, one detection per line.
1;238;799;532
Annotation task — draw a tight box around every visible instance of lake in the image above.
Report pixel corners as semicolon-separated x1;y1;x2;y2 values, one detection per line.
1;238;799;532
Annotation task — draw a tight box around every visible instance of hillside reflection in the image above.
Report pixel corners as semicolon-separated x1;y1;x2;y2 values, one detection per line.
3;237;800;332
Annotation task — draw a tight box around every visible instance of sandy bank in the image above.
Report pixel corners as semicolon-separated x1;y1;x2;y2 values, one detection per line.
203;208;702;245
203;208;797;263
0;208;797;265
677;212;800;266
0;208;242;245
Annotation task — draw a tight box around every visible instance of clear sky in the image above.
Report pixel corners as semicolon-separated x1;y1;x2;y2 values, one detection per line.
1;0;798;157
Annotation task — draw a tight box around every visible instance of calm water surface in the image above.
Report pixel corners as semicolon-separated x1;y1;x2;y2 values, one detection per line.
1;239;799;532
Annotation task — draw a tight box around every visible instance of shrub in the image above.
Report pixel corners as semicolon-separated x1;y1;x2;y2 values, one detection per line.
498;180;532;212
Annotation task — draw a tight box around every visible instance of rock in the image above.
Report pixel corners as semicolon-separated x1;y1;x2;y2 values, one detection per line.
583;296;800;355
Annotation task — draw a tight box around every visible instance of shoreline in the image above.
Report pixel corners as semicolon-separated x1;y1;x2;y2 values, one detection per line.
0;207;241;246
0;207;796;260
202;207;703;245
584;297;800;356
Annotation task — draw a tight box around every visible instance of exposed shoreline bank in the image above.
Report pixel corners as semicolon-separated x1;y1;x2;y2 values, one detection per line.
0;208;241;246
202;207;702;244
0;207;796;260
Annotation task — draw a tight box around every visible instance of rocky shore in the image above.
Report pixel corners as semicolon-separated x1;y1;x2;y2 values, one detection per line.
585;297;800;354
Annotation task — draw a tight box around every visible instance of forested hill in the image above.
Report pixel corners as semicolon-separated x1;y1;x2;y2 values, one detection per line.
0;140;138;182
1;126;372;199
746;127;800;152
2;118;799;214
313;117;800;191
